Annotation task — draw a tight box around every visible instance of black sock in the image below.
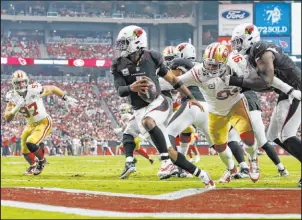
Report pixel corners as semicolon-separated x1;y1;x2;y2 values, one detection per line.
283;137;302;163
174;152;201;177
122;134;135;159
261;142;280;165
148;126;169;159
228;141;245;164
274;138;302;163
168;135;177;151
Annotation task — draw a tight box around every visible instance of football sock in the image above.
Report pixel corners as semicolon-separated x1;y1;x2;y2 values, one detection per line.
23;153;36;165
136;148;149;159
228;141;245;164
261;142;280;165
34;147;44;160
123;134;135;158
179;142;189;155
190;145;198;155
148;126;169;155
188;148;193;158
218;146;235;170
174;152;200;176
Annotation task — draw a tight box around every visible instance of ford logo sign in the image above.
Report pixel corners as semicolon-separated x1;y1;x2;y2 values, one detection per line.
222;10;250;20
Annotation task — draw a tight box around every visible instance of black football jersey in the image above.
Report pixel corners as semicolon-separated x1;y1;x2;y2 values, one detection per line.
111;50;168;110
243;90;261;111
249;41;301;93
170;58;205;102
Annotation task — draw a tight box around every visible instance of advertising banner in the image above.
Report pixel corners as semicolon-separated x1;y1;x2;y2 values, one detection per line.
255;3;291;36
291;2;301;55
1;57;112;68
218;4;253;36
261;36;291;53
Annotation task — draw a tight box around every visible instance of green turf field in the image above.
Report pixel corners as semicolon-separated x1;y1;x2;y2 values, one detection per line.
1;155;301;219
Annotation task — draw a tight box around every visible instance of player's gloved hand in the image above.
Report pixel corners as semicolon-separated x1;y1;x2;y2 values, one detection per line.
288;89;301;104
130;77;150;94
188;99;204;112
10;97;25;115
114;127;123;134
62;95;78;108
221;74;231;86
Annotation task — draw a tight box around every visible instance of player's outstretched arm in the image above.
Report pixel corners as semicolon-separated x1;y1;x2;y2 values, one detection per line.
42;85;78;107
255;51;275;86
163;70;204;111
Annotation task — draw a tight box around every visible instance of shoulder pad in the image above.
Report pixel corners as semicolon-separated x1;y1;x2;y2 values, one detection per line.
227;53;248;77
28;83;43;95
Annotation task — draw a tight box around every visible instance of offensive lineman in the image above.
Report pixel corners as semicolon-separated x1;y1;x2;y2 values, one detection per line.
223;23;301;187
4;70;77;175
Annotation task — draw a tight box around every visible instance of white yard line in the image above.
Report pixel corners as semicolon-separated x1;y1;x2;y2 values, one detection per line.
1;200;300;219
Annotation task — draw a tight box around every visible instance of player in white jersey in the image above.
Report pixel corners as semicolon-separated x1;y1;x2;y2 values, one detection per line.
4;70;77;175
176;42;260;183
227;52;289;177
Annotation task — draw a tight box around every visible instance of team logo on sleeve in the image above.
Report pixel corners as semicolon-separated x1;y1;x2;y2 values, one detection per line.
121;68;130;76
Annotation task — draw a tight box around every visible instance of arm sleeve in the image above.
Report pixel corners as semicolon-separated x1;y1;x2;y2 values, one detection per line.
178;66;202;87
113;72;131;97
229;73;271;91
158;77;173;90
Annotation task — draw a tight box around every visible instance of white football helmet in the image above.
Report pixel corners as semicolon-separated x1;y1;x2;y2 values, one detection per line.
115;25;147;57
231;23;260;55
11;70;29;94
175;42;196;61
162;46;176;66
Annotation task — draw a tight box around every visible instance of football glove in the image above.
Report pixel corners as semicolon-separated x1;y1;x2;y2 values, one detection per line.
62;95;78;109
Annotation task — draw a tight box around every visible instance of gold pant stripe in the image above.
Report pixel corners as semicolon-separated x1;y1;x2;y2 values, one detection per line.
35;116;52;145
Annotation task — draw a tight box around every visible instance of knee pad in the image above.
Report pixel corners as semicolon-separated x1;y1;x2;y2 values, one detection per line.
141;117;156;131
180;132;191;143
26;142;39;153
214;143;227;153
240;131;255;146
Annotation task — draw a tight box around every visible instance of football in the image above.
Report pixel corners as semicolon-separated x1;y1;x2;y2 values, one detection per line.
138;76;158;103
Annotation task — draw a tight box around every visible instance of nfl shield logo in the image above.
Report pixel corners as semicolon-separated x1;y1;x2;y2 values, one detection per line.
121;68;129;76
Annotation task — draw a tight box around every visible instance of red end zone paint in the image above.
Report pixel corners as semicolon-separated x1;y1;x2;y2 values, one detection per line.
1;188;301;214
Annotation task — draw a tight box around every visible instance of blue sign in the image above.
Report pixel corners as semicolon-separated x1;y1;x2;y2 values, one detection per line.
261;36;291;53
255;3;291;36
221;10;251;20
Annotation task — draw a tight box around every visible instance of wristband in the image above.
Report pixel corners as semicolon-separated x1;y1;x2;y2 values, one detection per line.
173;81;184;90
229;76;244;87
62;94;67;101
286;88;294;95
186;94;195;100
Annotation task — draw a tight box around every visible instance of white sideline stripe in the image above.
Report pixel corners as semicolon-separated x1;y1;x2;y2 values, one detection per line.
1;187;212;200
2;200;300;219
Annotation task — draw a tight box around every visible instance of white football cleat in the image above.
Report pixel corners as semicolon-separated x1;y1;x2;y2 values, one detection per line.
278;168;289;177
194;155;200;163
249;159;260;183
158;160;179;180
189;158;194;163
219;166;238;183
201;171;216;189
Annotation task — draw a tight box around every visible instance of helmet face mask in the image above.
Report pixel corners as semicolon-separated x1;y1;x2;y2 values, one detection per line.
12;70;29;95
203;42;229;78
162;46;176;67
115;26;147;58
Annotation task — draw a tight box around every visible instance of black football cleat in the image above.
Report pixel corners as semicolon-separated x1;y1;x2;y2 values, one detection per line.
120;161;136;179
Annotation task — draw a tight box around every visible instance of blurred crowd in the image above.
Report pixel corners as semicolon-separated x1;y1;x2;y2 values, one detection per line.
1;36;41;58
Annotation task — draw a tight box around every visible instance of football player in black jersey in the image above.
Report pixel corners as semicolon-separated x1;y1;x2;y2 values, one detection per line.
224;23;301;187
111;25;215;188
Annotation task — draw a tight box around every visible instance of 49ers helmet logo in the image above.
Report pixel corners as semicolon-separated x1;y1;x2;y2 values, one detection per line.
245;25;254;35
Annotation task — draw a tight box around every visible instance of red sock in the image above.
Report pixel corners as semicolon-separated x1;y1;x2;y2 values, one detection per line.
121;147;125;153
29;153;36;165
34;147;44;160
190;145;198;155
136;148;149;159
188;148;193;158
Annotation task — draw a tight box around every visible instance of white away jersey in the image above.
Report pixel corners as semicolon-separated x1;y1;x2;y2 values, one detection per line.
179;63;243;116
6;83;49;123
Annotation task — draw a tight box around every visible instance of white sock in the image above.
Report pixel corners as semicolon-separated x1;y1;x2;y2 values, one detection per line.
277;163;285;170
126;156;134;162
243;140;258;161
218;146;235;170
179;142;190;155
239;162;249;169
176;146;181;152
